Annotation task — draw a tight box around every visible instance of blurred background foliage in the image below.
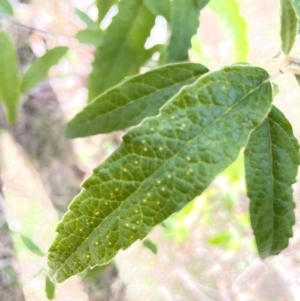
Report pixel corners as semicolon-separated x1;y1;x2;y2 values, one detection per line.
0;0;300;300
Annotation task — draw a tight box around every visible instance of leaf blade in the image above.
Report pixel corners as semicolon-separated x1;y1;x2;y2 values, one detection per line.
75;8;96;28
97;0;117;23
48;66;272;283
143;0;170;19
21;46;68;94
245;106;300;259
65;63;209;138
75;29;103;47
0;0;13;15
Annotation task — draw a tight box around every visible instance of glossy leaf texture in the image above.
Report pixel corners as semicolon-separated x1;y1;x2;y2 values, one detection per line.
290;0;300;33
0;31;21;124
166;0;210;63
48;65;272;282
65;63;209;138
0;0;13;15
143;0;170;19
21;46;68;94
245;106;300;259
208;0;249;61
87;0;155;101
75;29;103;47
280;0;298;54
97;0;117;23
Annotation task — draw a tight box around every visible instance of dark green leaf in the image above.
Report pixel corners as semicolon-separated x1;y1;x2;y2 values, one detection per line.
21;235;45;256
97;0;117;23
280;0;298;54
0;0;13;15
143;239;158;254
245;106;300;259
143;0;170;19
0;31;21;125
75;29;103;47
87;0;155;101
21;46;68;94
48;66;272;282
66;63;208;138
295;74;300;85
75;8;96;28
45;275;56;300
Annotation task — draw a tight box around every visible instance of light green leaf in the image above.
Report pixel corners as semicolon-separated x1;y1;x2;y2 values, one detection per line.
245;106;300;259
75;29;103;47
143;0;170;19
166;0;208;62
21;235;45;256
45;275;56;300
143;239;158;254
21;46;68;94
290;0;300;33
207;231;232;246
97;0;117;23
66;63;208;138
0;31;21;125
208;0;249;61
0;0;13;15
280;0;298;54
87;0;155;101
75;8;96;28
48;66;272;283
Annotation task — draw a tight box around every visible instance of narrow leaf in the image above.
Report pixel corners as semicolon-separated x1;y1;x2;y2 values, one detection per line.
75;29;103;47
45;275;56;300
21;235;45;256
75;8;96;28
87;0;155;101
21;46;68;94
0;31;21;124
143;239;158;254
166;0;210;63
208;0;249;61
48;65;272;282
0;0;13;15
290;0;300;33
245;106;300;259
66;63;209;138
97;0;117;23
280;0;298;54
143;0;170;19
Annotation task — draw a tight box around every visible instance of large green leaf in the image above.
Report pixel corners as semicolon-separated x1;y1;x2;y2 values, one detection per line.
245;106;300;259
65;63;209;138
97;0;117;23
290;0;300;33
0;0;13;15
21;46;68;94
143;0;170;19
48;65;272;282
280;0;298;54
87;0;155;101
208;0;249;61
75;29;103;47
166;0;210;63
0;31;21;125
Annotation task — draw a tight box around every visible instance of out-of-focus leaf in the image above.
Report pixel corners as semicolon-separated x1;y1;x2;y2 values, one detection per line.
97;0;117;23
207;231;232;246
75;8;96;28
245;106;300;259
0;31;21;124
143;0;170;19
81;264;111;281
208;0;249;61
21;235;45;256
143;239;158;254
48;66;272;282
75;29;103;47
21;46;68;94
295;74;300;85
271;82;280;97
290;0;300;33
66;63;208;138
87;0;155;101
280;0;298;54
45;275;56;300
0;0;13;15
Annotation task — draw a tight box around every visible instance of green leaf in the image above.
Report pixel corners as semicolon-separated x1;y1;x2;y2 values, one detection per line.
48;65;272;282
20;235;45;256
143;0;170;19
21;46;68;94
75;29;103;47
295;74;300;85
97;0;117;23
75;8;96;28
143;239;158;254
66;63;208;138
0;0;13;15
207;231;232;246
166;0;210;63
87;0;155;101
208;0;249;61
45;275;56;300
290;0;300;33
245;106;300;259
280;0;298;54
0;31;21;125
